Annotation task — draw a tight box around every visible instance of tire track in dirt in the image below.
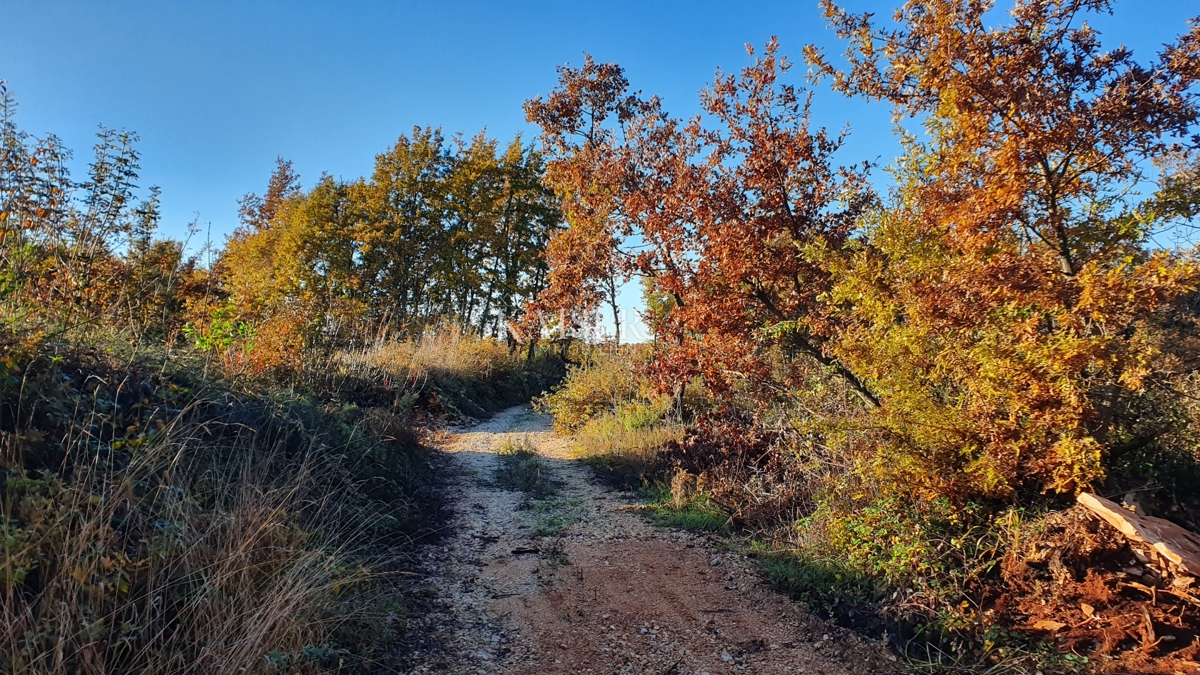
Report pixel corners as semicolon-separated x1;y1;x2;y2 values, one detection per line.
399;406;891;674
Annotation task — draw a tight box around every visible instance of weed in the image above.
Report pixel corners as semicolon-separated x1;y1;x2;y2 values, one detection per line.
538;538;571;567
495;438;559;498
638;484;731;533
528;497;584;537
751;545;882;623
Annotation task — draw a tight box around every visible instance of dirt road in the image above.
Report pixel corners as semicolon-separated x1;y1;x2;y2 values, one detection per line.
396;406;889;674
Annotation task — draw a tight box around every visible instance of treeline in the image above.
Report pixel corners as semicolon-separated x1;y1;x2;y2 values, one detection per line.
1;82;561;369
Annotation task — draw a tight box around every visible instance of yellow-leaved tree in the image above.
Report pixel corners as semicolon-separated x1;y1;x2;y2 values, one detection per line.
805;0;1200;498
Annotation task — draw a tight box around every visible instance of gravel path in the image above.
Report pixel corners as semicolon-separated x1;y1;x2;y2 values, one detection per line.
396;406;890;674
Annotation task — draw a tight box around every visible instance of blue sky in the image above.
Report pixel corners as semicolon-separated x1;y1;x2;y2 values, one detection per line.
2;0;1198;340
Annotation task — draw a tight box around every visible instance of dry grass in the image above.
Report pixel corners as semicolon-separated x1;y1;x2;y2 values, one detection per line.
573;414;683;462
337;330;519;385
0;342;443;674
572;413;684;485
331;331;558;419
1;327;561;673
2;413;363;674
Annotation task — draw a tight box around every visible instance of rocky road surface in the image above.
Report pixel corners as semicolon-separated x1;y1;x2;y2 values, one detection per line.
396;406;890;674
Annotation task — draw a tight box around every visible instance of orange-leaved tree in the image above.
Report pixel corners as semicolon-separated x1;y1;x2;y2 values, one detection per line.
528;0;1200;503
523;57;655;346
525;41;875;400
804;0;1200;498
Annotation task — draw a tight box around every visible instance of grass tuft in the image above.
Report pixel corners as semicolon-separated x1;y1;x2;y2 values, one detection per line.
639;483;731;533
529;497;584;537
494;438;559;498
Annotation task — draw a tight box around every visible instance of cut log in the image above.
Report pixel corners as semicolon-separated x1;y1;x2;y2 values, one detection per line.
1077;492;1200;577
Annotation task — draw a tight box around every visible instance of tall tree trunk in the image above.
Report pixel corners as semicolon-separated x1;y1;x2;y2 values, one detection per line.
605;271;621;346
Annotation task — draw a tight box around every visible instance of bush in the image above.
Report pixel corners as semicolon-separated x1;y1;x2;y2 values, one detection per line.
534;346;659;431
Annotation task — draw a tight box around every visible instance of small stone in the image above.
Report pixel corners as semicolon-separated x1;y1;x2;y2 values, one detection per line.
721;651;733;662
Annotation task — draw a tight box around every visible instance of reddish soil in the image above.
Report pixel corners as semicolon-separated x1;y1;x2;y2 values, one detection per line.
396;407;890;674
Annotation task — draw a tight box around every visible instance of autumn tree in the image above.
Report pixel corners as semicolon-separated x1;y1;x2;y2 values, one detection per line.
528;0;1200;501
523;56;657;345
526;43;874;400
472;136;561;340
801;0;1200;497
0;83;201;339
216;128;561;364
0;83;70;314
238;157;301;232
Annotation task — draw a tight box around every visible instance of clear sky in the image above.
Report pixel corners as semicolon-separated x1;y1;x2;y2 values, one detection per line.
3;0;1198;340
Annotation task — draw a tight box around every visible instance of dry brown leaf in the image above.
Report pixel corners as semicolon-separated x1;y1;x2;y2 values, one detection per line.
1031;619;1067;632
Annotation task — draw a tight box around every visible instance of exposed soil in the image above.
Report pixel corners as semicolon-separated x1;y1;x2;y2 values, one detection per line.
394;406;890;674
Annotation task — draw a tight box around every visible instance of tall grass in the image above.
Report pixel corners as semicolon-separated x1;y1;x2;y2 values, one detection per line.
535;346;684;485
573;414;683;477
341;330;517;382
332;331;561;418
3;408;358;672
0;334;487;673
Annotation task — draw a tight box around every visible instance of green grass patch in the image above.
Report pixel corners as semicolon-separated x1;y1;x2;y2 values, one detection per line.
750;544;883;617
528;497;584;537
639;484;731;533
495;438;559;498
651;506;731;533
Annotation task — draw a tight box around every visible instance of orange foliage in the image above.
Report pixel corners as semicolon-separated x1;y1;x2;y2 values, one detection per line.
526;1;1200;500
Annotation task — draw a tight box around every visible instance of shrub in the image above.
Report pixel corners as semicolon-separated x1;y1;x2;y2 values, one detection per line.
534;346;657;431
